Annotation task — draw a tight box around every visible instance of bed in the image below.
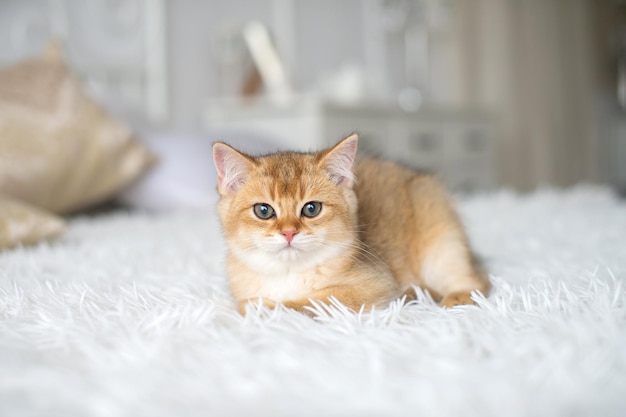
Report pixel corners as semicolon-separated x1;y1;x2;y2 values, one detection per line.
1;185;625;416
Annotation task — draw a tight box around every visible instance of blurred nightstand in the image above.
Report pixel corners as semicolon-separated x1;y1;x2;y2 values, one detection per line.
204;96;497;192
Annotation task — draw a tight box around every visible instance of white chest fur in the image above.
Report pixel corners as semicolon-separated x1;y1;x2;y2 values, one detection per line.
229;241;340;302
255;271;313;302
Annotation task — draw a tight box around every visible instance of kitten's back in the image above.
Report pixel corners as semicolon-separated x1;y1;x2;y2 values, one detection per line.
354;157;489;300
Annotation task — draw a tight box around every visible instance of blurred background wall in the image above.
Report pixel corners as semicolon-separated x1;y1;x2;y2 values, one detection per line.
1;0;626;193
452;0;597;190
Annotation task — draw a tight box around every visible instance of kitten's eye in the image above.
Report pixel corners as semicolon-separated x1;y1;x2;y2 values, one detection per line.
253;203;275;220
301;201;322;218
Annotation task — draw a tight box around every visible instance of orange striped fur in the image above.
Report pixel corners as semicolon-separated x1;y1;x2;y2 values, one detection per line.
212;134;489;315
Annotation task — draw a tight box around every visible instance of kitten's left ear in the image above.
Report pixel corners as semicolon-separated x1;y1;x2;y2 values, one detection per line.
212;142;254;195
320;133;358;188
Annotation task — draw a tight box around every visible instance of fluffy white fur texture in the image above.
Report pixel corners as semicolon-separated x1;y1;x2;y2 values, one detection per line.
1;186;625;417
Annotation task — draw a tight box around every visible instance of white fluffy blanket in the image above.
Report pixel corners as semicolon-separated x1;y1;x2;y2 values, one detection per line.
1;186;625;417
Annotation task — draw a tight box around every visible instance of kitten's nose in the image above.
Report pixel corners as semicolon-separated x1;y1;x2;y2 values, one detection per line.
281;229;298;244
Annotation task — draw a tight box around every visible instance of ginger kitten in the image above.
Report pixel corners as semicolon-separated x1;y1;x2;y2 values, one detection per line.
212;134;489;314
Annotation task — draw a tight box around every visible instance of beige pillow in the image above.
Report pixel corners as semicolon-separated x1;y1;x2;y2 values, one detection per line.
0;195;66;250
0;43;155;214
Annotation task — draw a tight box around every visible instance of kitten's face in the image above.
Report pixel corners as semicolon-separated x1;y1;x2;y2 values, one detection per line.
213;137;359;273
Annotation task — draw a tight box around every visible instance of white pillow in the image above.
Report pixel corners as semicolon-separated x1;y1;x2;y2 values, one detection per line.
118;130;282;211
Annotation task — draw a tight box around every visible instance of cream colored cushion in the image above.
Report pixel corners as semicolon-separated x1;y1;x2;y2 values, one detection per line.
0;44;155;214
0;195;65;250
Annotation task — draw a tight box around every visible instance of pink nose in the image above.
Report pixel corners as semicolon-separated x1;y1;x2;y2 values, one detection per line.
281;229;298;244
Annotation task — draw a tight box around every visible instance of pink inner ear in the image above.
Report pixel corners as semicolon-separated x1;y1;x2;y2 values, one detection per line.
325;134;358;187
212;144;250;194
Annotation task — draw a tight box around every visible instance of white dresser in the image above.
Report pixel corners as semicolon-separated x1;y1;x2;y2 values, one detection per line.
205;97;496;192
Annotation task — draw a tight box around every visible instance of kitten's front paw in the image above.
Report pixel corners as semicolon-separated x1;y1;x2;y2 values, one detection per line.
281;300;317;317
238;298;276;315
440;291;476;308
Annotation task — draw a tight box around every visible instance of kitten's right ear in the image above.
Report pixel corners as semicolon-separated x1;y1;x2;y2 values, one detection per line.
212;143;254;195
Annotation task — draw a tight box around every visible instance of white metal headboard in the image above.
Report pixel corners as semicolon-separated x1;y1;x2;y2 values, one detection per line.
0;0;167;123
